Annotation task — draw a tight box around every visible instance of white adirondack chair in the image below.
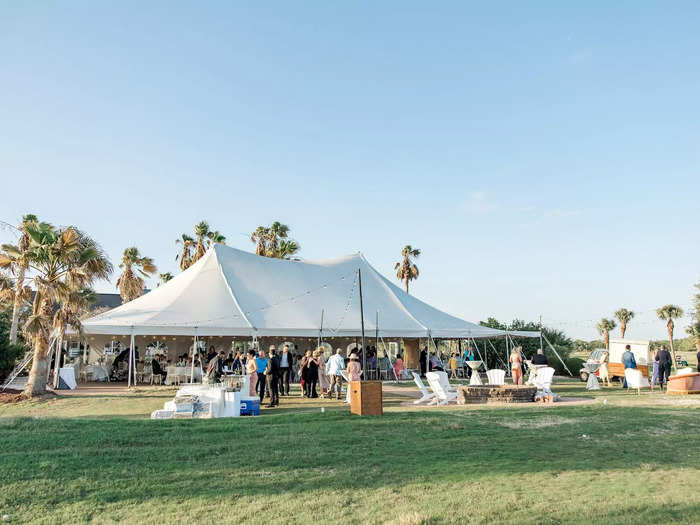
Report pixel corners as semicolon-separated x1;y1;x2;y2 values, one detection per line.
436;371;463;405
411;372;436;405
425;372;459;405
534;367;555;394
486;369;505;385
624;368;650;395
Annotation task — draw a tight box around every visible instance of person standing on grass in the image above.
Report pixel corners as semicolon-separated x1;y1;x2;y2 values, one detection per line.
255;349;268;402
393;353;405;380
448;353;458;378
347;352;362;381
279;344;294;396
299;350;311;397
598;350;611;387
326;348;346;400
531;348;548;365
419;347;427;377
265;346;280;407
510;347;523;385
305;351;320;398
657;345;672;388
246;349;258;397
316;347;330;398
650;346;660;390
621;344;636;388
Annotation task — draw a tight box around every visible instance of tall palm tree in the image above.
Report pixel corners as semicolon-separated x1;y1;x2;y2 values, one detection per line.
614;308;635;338
19;222;112;397
115;247;157;302
277;239;300;260
251;226;269;256
0;214;38;344
394;245;420;294
158;272;174;285
175;234;195;271
193;221;211;262
596;318;616;351
265;221;289;257
656;304;684;371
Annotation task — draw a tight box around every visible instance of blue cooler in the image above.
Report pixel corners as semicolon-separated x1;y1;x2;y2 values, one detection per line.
240;398;260;416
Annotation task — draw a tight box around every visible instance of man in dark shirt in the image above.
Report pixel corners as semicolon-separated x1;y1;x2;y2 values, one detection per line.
151;355;167;382
532;349;548;365
657;345;672;387
265;346;280;407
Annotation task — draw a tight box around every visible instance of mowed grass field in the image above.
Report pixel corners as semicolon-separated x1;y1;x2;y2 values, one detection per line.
1;380;699;524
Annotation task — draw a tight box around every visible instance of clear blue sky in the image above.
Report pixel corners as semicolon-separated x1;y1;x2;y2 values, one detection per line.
1;2;699;340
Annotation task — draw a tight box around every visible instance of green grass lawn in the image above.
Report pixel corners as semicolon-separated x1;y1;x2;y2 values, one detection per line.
1;381;699;524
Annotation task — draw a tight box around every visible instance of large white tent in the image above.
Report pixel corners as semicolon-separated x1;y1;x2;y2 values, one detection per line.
83;244;534;340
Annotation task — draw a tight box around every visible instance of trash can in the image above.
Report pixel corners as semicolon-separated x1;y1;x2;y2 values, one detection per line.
350;380;383;416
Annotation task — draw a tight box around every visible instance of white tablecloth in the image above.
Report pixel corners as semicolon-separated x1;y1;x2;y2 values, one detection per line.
86;365;109;381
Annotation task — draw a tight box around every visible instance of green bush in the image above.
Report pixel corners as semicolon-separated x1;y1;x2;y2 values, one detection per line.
0;308;27;383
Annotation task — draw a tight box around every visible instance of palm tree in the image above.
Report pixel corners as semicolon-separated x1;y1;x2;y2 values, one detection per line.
596;318;616;350
175;234;195;271
686;322;700;353
277;239;300;260
206;230;226;248
265;221;289;257
158;272;174;285
19;222;112;397
193;221;211;262
0;214;38;344
614;308;635;338
115;247;157;302
394;245;420;294
251;226;269;256
656;304;684;371
51;287;95;386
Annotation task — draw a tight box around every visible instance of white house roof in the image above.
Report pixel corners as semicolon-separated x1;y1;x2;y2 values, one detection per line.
82;244;522;339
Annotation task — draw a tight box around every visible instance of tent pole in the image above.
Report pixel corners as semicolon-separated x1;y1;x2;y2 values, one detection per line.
318;309;324;349
375;311;379;380
53;333;63;389
190;333;197;384
504;334;510;377
358;268;366;375
542;333;573;376
539;315;544;352
132;335;137;386
128;332;134;388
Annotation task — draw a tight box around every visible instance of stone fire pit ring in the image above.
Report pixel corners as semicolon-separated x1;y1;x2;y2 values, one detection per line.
459;384;537;404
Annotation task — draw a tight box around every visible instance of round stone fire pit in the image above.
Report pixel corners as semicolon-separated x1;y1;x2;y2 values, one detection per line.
459;384;536;404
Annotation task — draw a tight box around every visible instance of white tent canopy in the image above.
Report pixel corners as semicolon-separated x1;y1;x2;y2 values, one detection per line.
82;244;538;339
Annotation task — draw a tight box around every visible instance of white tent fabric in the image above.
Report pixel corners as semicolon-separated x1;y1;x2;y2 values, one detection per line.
82;245;538;339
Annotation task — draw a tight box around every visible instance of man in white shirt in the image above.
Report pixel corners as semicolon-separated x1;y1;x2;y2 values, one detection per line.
279;344;294;396
326;348;346;400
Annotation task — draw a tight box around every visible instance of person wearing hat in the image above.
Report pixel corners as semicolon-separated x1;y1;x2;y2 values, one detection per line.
347;352;362;381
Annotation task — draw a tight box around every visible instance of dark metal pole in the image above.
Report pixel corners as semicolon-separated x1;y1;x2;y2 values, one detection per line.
358;268;366;375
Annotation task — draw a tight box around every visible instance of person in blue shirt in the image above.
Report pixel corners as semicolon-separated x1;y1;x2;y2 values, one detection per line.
255;349;269;402
621;344;637;388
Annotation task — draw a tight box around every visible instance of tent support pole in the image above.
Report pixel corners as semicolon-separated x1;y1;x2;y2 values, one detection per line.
318;309;324;350
191;333;197;384
358;268;366;375
128;332;134;388
543;333;573;376
539;315;544;352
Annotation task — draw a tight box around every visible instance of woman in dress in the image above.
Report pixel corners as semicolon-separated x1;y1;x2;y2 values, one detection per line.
599;350;611;387
650;347;660;390
393;353;405;380
245;349;258;396
347;352;362;381
305;351;320;398
510;347;523;385
299;350;311;397
315;347;330;398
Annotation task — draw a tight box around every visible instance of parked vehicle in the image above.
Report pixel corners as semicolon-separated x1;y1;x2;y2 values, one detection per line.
579;340;650;382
